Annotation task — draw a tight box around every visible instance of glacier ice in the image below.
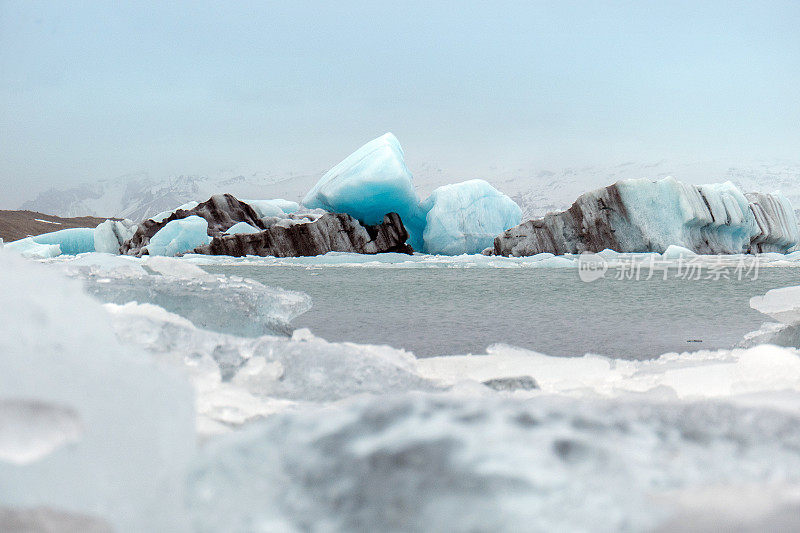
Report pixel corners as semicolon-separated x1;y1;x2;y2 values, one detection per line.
420;179;522;255
494;177;800;256
144;215;212;256
0;250;194;531
302;133;426;250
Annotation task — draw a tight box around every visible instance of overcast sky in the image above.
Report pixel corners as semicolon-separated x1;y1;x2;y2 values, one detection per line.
1;0;799;208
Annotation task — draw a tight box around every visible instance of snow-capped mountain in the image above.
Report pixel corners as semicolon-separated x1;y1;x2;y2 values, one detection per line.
19;161;800;222
20;172;322;222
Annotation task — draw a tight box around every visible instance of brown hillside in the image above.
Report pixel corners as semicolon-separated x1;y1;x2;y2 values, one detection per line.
0;210;111;242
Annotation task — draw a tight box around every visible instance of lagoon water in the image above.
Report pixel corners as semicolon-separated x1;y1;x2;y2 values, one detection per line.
203;265;800;358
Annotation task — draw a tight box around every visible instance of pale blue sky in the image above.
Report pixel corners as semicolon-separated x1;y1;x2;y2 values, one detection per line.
1;1;799;207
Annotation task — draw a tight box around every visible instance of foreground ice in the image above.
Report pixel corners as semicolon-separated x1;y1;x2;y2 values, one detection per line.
0;251;194;531
302;133;427;250
61;255;312;337
420;179;521;255
12;250;800;530
105;302;440;437
188;392;800;532
739;284;800;349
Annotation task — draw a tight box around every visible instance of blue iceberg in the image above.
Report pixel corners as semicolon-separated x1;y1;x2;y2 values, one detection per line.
145;215;212;256
421;179;522;255
28;228;96;255
302;133;426;250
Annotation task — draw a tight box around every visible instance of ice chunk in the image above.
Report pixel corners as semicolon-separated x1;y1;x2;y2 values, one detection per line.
67;255;312;337
4;237;62;259
739;322;800;349
187;390;800;532
224;221;262;235
243;199;301;218
661;244;696;260
750;286;800;324
302;133;426;249
0;250;194;531
93;219;136;254
105;301;438;403
144;215;212;256
27;227;96;255
420;179;521;255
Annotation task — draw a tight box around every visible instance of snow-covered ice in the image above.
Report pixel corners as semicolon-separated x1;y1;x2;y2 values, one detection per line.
420;179;522;255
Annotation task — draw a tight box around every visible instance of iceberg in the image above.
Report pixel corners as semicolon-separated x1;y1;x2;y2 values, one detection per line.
302;133;426;250
493;177;800;256
122;194;264;256
5;221;135;257
195;212;413;257
93;219;136;254
30;227;96;255
144;215;212;256
420;179;521;255
0;251;194;531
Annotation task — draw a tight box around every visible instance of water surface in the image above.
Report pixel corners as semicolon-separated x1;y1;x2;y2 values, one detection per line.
203;265;800;358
